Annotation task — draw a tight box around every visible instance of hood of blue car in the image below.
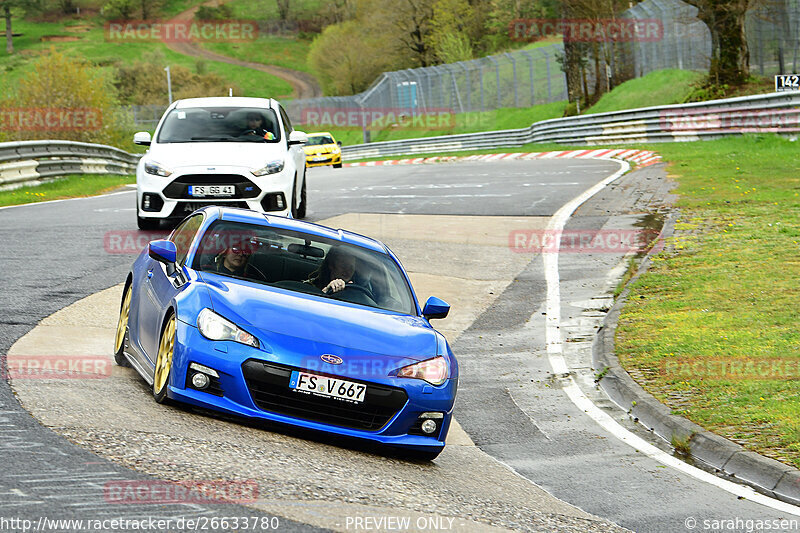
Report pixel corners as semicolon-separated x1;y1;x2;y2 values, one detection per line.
200;275;436;363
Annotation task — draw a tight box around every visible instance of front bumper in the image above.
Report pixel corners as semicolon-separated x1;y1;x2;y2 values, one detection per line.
137;164;293;220
168;324;456;452
305;152;342;168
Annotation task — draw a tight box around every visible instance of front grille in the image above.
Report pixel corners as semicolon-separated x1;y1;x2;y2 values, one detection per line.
163;174;261;199
242;360;407;431
170;201;248;218
308;157;332;164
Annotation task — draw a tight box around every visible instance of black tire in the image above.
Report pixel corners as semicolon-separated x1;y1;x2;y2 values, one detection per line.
113;284;132;367
290;176;299;219
333;162;342;169
296;178;307;219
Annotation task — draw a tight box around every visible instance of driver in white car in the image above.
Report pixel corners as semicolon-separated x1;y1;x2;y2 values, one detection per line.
243;112;276;140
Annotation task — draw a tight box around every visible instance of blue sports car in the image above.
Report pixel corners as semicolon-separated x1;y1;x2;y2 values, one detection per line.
114;206;457;459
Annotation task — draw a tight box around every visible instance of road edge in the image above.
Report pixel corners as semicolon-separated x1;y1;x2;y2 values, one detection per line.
594;212;800;507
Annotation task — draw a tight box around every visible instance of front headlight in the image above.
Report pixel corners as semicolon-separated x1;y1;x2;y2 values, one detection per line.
396;356;448;386
144;160;172;177
197;308;259;348
251;159;285;176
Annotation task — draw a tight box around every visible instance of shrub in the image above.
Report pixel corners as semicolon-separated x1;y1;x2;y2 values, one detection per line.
0;48;136;148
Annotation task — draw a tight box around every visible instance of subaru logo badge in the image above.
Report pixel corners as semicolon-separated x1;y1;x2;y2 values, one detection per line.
320;354;343;365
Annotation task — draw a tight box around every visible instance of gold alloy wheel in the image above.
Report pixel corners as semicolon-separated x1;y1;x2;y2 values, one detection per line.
154;315;176;395
114;286;132;355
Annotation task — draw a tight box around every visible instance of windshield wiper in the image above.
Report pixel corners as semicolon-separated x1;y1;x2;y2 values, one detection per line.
190;136;238;141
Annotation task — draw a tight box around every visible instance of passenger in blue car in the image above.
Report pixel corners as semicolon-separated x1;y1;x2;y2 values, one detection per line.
307;245;358;294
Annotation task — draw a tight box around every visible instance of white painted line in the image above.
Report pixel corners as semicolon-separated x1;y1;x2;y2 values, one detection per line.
541;159;800;515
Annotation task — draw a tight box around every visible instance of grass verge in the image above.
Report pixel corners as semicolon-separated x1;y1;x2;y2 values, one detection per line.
585;69;705;115
0;175;133;207
615;135;800;468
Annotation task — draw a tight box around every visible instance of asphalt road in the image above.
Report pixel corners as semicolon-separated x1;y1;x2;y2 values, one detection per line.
0;158;797;532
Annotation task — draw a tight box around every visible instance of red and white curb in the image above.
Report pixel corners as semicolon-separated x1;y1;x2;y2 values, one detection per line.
344;149;662;169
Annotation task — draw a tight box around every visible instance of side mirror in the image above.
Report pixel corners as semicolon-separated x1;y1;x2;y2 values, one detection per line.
149;240;177;265
337;141;342;147
422;296;450;320
134;131;152;146
288;130;308;145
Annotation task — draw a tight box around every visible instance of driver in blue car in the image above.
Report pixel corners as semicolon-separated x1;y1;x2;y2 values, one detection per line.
307;246;358;294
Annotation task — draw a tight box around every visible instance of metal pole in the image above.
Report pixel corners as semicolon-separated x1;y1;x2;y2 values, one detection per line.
164;66;173;105
460;62;472;112
539;48;552;101
505;53;518;107
521;50;535;106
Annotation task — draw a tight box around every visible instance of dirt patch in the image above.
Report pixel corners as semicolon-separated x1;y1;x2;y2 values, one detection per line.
64;25;92;33
41;35;81;42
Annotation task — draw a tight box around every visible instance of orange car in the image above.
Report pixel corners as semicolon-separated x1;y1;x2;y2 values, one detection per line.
303;132;342;168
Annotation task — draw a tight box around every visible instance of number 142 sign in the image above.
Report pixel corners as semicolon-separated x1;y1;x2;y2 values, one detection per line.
775;74;800;92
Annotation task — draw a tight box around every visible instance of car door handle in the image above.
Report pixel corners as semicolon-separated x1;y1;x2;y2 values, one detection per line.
147;269;154;279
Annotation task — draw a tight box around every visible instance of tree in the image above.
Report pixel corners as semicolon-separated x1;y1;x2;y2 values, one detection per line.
308;21;389;94
276;0;290;21
0;49;135;147
429;0;476;62
684;0;751;85
3;1;11;54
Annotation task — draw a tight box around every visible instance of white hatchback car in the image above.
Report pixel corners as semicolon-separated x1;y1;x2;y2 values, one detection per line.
133;97;308;230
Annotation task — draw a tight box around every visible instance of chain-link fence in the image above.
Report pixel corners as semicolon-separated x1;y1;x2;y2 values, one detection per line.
622;0;711;77
127;0;800;131
285;44;569;126
748;0;800;76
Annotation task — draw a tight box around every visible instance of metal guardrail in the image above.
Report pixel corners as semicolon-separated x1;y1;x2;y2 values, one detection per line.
2;91;798;188
340;91;800;160
0;140;141;189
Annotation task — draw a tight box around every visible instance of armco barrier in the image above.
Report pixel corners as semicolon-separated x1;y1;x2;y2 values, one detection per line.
0;140;140;189
340;91;800;160
2;91;797;186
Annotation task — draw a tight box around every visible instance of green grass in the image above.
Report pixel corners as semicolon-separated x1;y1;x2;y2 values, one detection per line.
225;0;325;22
0;174;133;207
201;34;315;75
615;135;800;467
0;21;292;99
586;69;706;115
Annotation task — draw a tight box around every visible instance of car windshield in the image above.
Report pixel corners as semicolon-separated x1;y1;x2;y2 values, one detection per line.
156;107;281;143
306;135;334;146
192;221;416;315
